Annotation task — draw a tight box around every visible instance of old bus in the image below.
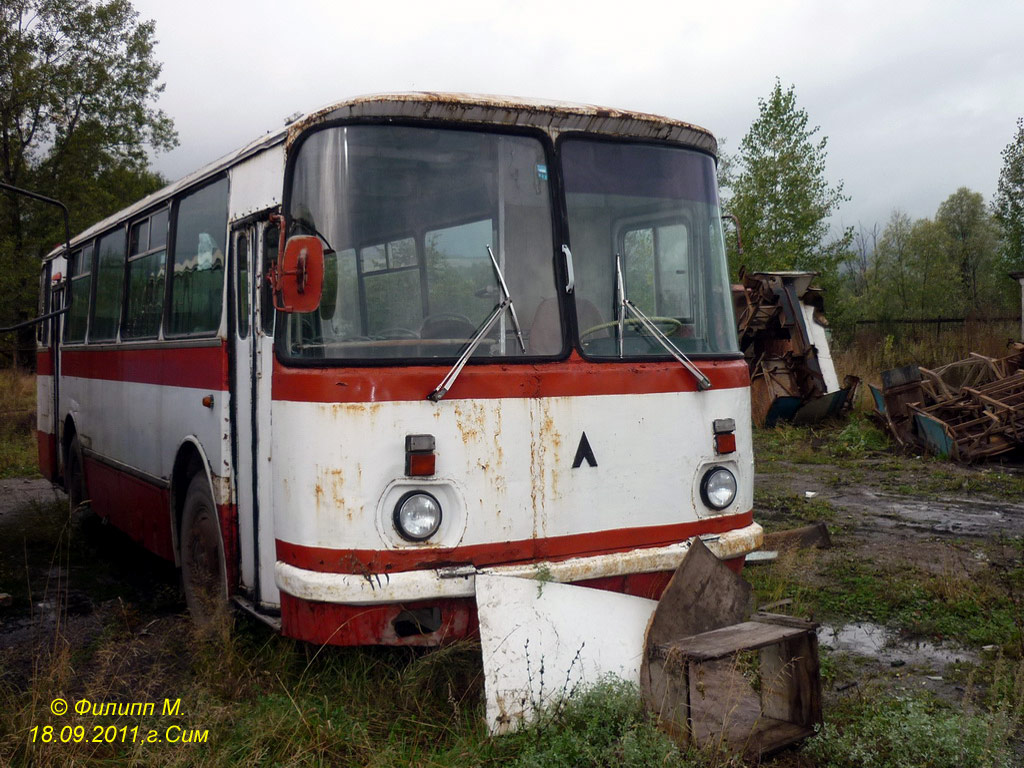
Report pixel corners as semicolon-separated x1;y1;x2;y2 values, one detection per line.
36;93;761;645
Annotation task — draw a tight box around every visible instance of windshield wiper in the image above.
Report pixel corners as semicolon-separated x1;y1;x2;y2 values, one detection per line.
427;245;526;402
614;252;712;391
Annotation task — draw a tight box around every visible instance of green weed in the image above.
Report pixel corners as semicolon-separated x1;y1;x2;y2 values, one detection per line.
504;678;694;768
804;694;1015;768
0;368;38;478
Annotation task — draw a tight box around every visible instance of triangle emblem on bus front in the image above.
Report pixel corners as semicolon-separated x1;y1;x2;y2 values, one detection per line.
571;432;598;468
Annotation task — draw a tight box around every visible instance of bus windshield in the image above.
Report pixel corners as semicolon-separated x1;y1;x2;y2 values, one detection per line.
284;125;561;360
562;139;738;358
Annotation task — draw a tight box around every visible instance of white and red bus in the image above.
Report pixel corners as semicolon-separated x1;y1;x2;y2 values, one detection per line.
36;93;761;646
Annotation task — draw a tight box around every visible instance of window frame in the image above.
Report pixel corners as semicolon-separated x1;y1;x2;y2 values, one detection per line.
64;243;94;344
164;174;230;339
123;205;170;341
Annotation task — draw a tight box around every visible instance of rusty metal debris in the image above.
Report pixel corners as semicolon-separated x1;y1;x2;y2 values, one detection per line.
733;270;859;427
870;344;1024;461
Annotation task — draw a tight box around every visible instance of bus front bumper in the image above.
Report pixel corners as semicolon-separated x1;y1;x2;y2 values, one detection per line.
275;522;763;605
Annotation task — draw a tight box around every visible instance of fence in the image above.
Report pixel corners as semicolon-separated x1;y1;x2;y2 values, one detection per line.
837;316;1022;376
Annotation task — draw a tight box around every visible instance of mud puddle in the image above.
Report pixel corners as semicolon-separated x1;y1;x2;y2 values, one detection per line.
831;489;1024;539
819;621;976;670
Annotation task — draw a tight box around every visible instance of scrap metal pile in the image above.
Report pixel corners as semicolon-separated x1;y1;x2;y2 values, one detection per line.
870;344;1024;462
733;270;858;427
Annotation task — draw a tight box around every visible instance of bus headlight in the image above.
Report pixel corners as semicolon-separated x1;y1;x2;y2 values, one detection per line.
700;467;737;510
393;491;442;541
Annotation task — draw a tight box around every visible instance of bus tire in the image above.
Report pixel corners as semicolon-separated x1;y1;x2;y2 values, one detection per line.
180;472;228;626
66;435;88;514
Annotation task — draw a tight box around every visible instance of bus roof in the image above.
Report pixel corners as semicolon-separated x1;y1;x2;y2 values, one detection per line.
289;92;717;154
48;92;717;259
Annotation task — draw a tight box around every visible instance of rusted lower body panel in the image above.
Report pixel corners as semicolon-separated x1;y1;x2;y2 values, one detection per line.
282;569;683;648
275;529;756;646
733;270;857;427
873;344;1024;461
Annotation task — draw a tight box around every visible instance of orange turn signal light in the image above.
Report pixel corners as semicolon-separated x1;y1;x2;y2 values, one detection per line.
405;434;436;476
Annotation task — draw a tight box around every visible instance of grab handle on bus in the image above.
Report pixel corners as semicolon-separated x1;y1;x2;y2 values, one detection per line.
561;245;575;294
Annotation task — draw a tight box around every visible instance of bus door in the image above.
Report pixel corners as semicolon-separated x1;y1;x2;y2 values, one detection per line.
230;219;280;610
49;264;64;478
39;259;63;481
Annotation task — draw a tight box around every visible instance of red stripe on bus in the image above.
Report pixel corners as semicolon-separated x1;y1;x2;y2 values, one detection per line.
272;354;749;403
83;457;176;562
37;430;58;482
37;349;55;376
62;344;229;390
276;510;754;574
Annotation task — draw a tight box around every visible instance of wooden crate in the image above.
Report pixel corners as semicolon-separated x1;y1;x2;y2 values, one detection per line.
649;614;822;759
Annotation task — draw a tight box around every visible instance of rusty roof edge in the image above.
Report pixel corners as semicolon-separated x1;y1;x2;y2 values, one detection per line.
287;92;718;155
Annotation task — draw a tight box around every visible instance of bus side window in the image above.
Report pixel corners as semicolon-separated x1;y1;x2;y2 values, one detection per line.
261;222;278;335
124;208;168;338
65;245;92;342
91;228;126;341
169;178;228;336
236;232;249;339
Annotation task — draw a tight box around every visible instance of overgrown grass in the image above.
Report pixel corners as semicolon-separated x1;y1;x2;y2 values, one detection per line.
754;414;891;469
503;679;697;768
832;321;1019;387
0;367;38;478
803;692;1017;768
0;611;728;768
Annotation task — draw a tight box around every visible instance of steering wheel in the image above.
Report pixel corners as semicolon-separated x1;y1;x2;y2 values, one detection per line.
580;316;682;341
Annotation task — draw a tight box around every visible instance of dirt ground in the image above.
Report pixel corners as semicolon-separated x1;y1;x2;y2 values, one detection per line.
754;451;1024;709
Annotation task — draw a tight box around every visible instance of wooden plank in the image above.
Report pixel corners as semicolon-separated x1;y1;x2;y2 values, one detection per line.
643;537;752;651
659;622;813;662
751;612;819;630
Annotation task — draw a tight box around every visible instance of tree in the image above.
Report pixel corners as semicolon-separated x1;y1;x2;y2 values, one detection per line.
994;117;1024;270
936;188;1001;314
0;0;176;361
872;210;914;315
725;80;852;278
851;221;879;295
905;217;960;318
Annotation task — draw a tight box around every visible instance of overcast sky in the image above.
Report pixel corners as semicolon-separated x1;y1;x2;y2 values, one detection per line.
130;0;1024;236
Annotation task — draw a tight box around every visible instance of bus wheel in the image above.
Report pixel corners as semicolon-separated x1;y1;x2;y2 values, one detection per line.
66;435;88;513
180;473;227;626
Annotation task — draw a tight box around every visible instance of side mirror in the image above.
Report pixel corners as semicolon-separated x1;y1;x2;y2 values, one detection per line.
271;235;324;313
